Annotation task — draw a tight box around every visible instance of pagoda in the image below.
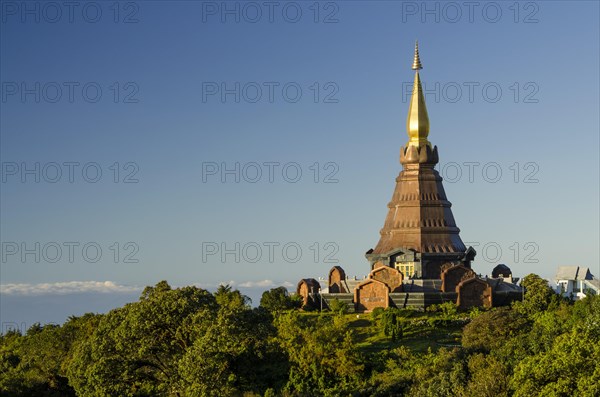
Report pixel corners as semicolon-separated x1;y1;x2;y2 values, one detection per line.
365;41;475;279
296;42;522;311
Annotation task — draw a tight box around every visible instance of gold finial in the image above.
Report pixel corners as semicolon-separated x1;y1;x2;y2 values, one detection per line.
412;40;422;70
406;41;430;146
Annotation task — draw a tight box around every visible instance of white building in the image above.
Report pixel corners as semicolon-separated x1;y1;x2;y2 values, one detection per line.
554;266;599;300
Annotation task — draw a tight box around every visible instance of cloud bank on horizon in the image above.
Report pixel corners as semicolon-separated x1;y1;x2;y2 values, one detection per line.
0;279;295;296
0;281;142;296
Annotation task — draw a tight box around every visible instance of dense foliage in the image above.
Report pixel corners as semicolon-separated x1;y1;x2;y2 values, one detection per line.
1;274;598;396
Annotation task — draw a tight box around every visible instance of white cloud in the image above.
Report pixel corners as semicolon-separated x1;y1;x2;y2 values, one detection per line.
0;280;296;296
190;280;294;291
0;281;141;296
238;279;276;288
196;280;279;289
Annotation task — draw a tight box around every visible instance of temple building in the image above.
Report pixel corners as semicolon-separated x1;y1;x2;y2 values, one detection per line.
365;41;474;280
297;42;522;311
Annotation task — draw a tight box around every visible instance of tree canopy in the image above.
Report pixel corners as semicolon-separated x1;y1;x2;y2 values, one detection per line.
1;276;598;396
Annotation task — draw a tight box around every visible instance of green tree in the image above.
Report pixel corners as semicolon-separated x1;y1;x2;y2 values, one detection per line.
0;329;27;396
379;308;403;341
67;281;216;396
408;347;468;397
214;284;251;310
512;273;557;317
511;325;600;396
462;353;509;397
511;295;600;396
462;307;529;352
368;346;415;396
525;302;572;355
178;302;286;396
259;286;300;313
276;312;365;396
0;314;100;397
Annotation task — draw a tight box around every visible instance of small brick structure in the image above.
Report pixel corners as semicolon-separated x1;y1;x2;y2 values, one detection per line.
328;266;347;293
372;260;386;269
370;266;404;292
354;279;389;312
441;264;475;293
297;278;320;307
456;277;492;309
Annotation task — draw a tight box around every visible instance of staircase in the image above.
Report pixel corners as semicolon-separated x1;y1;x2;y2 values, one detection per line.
390;292;457;308
317;279;459;311
319;293;356;312
407;279;443;292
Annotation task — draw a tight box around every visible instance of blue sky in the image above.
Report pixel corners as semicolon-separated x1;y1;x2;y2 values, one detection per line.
1;0;599;328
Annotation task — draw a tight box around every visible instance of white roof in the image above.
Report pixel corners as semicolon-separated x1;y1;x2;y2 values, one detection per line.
555;266;593;281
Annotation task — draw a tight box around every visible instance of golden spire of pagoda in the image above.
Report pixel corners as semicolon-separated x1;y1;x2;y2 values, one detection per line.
406;40;430;147
412;40;423;70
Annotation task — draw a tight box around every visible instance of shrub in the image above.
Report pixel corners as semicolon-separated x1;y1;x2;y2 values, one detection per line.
371;307;385;322
328;298;349;315
380;308;403;341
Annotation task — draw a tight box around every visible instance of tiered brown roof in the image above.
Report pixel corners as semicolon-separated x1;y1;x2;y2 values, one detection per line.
372;42;466;256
